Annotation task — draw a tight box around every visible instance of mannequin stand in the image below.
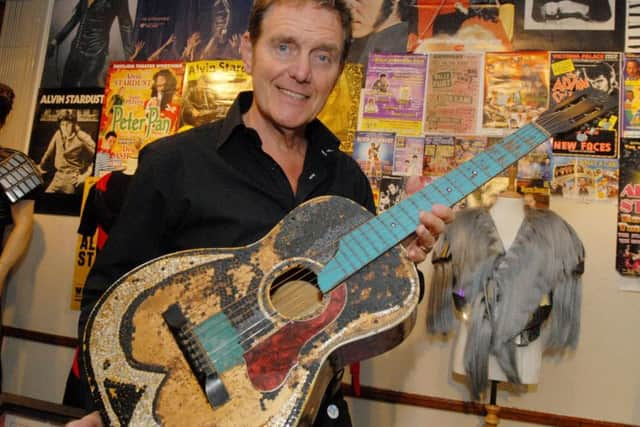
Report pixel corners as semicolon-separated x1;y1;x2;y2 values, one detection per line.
484;381;500;427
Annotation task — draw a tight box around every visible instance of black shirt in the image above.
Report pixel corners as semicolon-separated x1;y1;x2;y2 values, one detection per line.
80;92;374;334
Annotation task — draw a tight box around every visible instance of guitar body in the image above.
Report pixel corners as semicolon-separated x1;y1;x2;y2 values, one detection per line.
84;195;419;426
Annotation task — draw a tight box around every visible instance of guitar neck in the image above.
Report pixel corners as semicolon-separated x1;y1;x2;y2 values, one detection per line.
317;123;551;293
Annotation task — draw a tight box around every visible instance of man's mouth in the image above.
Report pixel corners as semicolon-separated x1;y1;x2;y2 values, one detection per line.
279;87;308;100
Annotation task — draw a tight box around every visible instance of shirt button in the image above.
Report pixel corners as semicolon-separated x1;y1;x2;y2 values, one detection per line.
327;403;339;419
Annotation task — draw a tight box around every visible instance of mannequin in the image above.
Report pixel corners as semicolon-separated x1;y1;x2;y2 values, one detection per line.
451;194;544;386
0;83;43;391
427;178;584;399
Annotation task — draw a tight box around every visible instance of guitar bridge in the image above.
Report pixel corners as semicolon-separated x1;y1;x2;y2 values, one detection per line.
162;303;230;407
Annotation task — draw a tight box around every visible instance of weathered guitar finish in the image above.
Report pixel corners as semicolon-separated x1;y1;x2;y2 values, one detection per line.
84;90;616;426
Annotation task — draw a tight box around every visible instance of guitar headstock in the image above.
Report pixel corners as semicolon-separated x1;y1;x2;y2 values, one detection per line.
535;88;618;136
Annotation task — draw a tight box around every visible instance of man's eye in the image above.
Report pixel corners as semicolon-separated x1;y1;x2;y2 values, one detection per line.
277;43;289;53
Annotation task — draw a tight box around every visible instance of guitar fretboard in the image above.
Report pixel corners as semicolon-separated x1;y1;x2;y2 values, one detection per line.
317;123;551;292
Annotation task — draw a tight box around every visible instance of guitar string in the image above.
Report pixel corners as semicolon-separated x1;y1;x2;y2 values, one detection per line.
192;124;553;362
191;126;548;363
185;97;606;367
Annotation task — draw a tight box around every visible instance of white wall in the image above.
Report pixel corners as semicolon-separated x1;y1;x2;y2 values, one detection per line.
1;2;639;426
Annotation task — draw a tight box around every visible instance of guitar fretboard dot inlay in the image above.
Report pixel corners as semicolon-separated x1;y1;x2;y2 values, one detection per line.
446;188;452;193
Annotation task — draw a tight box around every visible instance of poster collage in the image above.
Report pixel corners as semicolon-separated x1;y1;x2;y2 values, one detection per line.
27;0;640;306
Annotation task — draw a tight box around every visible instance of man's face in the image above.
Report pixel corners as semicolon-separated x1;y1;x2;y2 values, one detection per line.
105;135;117;150
59;120;74;138
626;61;639;77
240;2;344;133
589;74;610;93
348;0;386;38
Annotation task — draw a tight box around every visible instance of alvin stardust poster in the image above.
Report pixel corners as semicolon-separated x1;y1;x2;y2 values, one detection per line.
616;139;640;277
28;88;103;215
549;51;620;158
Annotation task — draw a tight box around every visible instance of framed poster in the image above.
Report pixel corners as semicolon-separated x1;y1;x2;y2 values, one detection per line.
28;88;104;215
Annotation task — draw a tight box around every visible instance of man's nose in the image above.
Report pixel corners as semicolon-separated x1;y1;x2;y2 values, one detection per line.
288;55;311;83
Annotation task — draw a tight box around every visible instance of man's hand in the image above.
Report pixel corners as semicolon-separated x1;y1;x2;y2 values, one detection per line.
402;176;454;263
66;411;102;427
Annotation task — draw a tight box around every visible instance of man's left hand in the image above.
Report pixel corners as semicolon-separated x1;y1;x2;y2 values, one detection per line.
403;177;454;263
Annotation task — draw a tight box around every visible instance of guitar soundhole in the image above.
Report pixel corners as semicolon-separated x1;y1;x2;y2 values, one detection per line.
269;265;326;320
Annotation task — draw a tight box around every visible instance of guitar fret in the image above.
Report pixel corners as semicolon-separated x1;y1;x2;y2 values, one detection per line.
347;227;380;260
338;234;368;268
445;169;477;197
380;207;414;238
430;176;464;205
361;218;391;252
458;160;491;187
487;144;517;170
472;151;507;177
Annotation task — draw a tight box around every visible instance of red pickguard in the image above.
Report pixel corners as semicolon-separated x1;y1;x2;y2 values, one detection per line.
244;284;347;391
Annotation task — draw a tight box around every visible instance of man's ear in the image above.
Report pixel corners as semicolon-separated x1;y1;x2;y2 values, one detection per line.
240;32;253;74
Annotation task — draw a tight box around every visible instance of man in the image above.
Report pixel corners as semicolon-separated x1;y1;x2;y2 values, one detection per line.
69;1;452;426
346;0;413;65
371;73;390;93
625;59;640;80
582;62;618;96
38;109;95;195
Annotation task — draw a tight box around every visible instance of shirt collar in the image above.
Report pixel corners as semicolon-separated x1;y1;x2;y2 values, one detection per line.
217;91;341;153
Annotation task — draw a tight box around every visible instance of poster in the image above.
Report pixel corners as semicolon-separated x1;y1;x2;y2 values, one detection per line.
360;53;427;136
549;51;620;158
482;51;549;135
28;88;103;215
424;52;482;135
180;59;252;130
616;139;640;279
411;0;514;54
393;135;425;176
41;0;138;88
352;130;395;179
423;135;455;177
622;52;640;138
132;0;251;62
94;61;185;177
550;155;619;201
515;0;623;51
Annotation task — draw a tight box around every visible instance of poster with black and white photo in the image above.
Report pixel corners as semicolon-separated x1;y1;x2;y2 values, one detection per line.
514;0;623;51
28;88;103;215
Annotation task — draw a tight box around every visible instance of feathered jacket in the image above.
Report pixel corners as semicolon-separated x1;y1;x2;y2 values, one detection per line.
427;206;584;399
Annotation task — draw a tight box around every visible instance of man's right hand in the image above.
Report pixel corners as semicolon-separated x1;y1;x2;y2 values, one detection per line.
66;411;103;427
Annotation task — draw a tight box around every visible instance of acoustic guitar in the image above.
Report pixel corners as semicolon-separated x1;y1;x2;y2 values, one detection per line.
83;90;616;426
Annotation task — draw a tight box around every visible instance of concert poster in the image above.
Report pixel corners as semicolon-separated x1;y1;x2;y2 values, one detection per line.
423;135;455;177
392;135;425;176
549;51;620;158
28;88;104;215
132;0;251;62
424;52;482;135
360;53;428;136
482;51;549;135
616;139;640;280
514;0;623;51
410;0;514;54
41;0;138;89
352;130;395;179
318;63;364;154
95;61;185;177
180;60;252;131
550;155;619;202
622;53;640;138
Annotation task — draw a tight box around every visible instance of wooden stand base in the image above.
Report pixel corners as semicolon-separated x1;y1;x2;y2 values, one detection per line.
484;404;500;427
